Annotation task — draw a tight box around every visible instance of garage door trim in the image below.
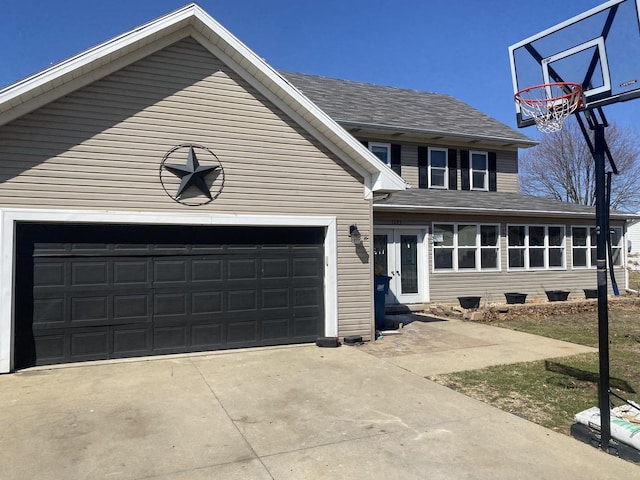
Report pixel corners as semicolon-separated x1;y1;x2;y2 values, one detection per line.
0;209;338;373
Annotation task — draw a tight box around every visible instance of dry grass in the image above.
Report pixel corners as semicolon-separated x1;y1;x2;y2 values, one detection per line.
430;299;640;434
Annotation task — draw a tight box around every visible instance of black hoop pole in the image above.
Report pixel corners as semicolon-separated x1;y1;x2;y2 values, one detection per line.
593;119;612;451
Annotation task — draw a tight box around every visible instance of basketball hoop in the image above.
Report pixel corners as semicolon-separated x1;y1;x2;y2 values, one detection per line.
514;82;583;133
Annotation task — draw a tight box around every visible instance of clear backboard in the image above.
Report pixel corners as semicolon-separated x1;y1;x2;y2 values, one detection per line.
509;0;640;128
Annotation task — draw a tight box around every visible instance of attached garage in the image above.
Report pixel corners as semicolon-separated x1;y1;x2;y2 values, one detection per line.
14;223;325;368
0;5;405;373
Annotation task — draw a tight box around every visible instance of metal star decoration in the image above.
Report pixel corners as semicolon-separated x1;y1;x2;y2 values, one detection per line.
164;146;219;199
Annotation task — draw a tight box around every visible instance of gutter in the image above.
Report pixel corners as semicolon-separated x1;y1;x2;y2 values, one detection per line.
373;203;631;220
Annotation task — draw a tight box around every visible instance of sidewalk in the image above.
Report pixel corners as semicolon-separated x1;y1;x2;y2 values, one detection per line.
360;314;597;376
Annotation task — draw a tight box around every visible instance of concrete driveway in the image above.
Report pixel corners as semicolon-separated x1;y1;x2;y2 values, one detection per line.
0;319;636;479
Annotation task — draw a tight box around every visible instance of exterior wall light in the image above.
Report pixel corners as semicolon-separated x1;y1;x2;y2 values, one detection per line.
349;224;364;245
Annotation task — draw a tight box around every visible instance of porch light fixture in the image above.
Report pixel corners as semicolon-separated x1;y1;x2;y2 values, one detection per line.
349;224;364;245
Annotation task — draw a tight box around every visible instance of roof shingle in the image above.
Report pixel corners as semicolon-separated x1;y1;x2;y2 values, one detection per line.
280;71;536;147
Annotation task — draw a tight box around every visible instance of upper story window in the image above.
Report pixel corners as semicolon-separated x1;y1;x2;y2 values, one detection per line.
508;225;566;270
572;226;623;268
369;142;390;164
429;148;448;189
471;151;488;190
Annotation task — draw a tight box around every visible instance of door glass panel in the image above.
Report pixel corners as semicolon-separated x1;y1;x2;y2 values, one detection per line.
400;235;418;294
373;235;388;276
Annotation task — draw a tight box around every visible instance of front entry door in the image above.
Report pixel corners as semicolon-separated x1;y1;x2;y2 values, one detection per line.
373;229;425;304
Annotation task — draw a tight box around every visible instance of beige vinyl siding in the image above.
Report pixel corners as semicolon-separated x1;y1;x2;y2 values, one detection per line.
0;37;374;338
496;150;519;193
375;212;624;303
399;144;418;187
356;138;520;193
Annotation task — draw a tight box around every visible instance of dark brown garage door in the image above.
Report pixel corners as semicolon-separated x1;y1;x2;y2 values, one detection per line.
15;223;325;368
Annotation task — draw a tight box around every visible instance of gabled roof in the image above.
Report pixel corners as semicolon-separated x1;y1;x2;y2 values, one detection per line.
374;189;634;220
0;4;406;195
280;71;537;149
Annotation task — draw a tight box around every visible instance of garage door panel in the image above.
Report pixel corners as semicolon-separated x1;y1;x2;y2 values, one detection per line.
262;258;289;279
32;332;66;364
113;294;151;321
191;259;223;282
113;327;152;355
294;316;323;338
191;291;223;314
154;259;188;283
262;288;289;309
226;319;258;344
71;329;109;359
154;292;188;318
71;262;108;286
293;257;323;278
33;263;65;286
16;223;325;368
228;258;258;280
191;323;223;348
33;298;65;324
154;326;188;352
113;260;151;285
227;289;257;312
262;318;289;340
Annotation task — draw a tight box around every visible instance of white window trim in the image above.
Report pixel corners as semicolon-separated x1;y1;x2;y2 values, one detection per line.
432;222;501;272
571;225;623;269
470;150;488;191
507;224;567;271
369;142;391;165
428;147;448;189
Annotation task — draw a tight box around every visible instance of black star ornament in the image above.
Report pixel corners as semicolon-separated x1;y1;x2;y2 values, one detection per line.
164;146;219;199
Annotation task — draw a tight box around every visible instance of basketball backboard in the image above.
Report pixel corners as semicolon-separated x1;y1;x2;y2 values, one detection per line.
509;0;640;128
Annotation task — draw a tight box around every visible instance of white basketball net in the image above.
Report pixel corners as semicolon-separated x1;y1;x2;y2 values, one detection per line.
515;82;583;133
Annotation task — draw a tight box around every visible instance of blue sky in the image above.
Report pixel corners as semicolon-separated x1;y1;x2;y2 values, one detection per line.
2;0;638;137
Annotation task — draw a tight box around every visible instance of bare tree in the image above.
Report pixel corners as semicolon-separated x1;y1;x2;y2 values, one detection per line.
519;119;640;212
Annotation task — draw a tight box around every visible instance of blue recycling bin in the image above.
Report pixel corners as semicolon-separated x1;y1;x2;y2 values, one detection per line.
374;275;391;330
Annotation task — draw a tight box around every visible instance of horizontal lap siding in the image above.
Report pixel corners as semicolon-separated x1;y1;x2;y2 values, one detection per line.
496;150;518;193
0;37;373;338
364;141;519;193
375;212;623;303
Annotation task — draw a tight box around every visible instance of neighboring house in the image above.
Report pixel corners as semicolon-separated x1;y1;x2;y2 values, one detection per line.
0;5;632;373
281;72;633;306
628;213;640;277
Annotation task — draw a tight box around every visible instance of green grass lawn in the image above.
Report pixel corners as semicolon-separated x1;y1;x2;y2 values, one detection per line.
430;300;640;434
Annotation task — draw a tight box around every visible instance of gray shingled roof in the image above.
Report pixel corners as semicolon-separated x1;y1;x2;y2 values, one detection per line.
374;189;633;220
280;71;536;147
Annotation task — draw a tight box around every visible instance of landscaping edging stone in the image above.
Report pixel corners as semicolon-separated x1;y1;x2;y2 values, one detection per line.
420;296;640;322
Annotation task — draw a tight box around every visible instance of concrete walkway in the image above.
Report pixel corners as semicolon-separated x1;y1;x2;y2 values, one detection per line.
0;319;635;479
361;314;597;375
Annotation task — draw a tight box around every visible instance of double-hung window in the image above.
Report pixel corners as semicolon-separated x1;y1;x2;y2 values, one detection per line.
507;225;566;270
572;226;623;268
428;147;448;189
470;151;488;190
433;223;500;271
369;142;390;165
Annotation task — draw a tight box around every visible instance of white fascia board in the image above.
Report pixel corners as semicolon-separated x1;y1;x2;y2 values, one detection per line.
0;208;339;373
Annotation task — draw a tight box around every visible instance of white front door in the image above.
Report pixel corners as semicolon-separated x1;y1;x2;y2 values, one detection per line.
373;229;426;304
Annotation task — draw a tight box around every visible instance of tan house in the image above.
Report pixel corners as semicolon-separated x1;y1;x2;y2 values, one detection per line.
282;72;631;307
0;5;631;372
0;5;405;371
